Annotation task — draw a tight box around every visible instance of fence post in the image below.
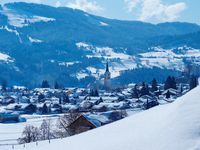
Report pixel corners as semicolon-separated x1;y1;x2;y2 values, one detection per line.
12;145;14;149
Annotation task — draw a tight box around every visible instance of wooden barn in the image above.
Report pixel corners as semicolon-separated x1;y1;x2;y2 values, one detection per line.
67;114;101;135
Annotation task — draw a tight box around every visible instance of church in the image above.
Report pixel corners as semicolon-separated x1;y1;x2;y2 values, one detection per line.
104;62;111;90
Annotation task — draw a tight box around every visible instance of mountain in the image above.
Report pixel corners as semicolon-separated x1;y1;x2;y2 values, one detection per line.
0;2;200;87
3;85;200;150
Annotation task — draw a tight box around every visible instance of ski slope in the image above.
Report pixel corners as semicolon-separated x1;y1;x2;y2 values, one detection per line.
3;86;200;150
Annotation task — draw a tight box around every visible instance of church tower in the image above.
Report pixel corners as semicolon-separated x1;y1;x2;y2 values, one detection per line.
104;61;111;90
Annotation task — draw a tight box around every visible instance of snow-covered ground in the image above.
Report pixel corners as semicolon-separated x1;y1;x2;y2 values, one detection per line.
99;21;109;26
0;115;60;145
0;52;14;63
2;86;200;150
28;36;43;43
0;6;55;28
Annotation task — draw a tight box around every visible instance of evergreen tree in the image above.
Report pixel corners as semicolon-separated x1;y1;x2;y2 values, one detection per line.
132;85;139;98
42;103;48;114
94;89;99;97
90;89;99;97
41;80;50;88
146;84;150;95
1;79;7;91
54;81;59;89
151;78;158;92
166;90;171;99
90;89;94;96
190;75;198;90
164;76;172;90
171;76;177;89
140;82;150;96
164;76;177;90
180;84;183;93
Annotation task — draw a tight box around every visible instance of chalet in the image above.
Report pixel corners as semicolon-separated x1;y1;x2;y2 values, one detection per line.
62;104;79;113
0;96;16;105
138;95;159;109
79;100;93;111
162;88;178;96
51;103;62;114
5;103;21;111
0;111;20;123
67;114;101;135
19;96;30;103
20;104;37;114
92;105;108;112
139;95;154;103
162;88;179;99
37;103;51;114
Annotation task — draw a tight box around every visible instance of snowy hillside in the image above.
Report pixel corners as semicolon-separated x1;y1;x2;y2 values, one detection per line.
0;2;200;87
3;86;200;150
75;43;200;79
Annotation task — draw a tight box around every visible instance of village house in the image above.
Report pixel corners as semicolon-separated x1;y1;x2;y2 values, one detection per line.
0;111;20;123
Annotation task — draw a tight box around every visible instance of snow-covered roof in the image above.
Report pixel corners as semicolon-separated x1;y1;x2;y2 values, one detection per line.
162;88;178;95
83;115;101;128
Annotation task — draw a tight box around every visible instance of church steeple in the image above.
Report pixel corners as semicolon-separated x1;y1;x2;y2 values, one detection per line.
104;61;111;90
106;61;109;72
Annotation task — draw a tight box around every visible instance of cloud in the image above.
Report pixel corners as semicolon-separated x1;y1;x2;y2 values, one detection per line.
66;0;103;13
55;1;61;7
124;0;140;12
125;0;186;22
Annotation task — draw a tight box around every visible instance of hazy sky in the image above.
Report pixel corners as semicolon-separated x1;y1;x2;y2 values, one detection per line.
0;0;199;24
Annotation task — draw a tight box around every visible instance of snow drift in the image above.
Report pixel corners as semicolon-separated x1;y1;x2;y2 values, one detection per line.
4;86;200;150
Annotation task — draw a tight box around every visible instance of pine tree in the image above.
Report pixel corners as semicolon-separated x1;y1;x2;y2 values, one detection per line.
166;90;171;99
180;84;183;93
164;76;177;90
171;76;177;89
140;82;150;96
190;75;198;90
151;78;158;92
1;79;7;91
132;85;139;98
94;89;99;97
164;76;172;90
54;81;59;89
41;80;50;88
42;103;48;114
90;89;99;97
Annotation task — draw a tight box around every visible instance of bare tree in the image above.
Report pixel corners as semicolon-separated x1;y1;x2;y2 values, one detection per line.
40;119;54;140
18;125;40;144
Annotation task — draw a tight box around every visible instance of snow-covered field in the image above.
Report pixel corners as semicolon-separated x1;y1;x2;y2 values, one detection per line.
2;86;200;150
0;115;60;146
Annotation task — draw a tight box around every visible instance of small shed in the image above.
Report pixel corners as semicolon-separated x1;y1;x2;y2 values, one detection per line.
67;114;101;135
